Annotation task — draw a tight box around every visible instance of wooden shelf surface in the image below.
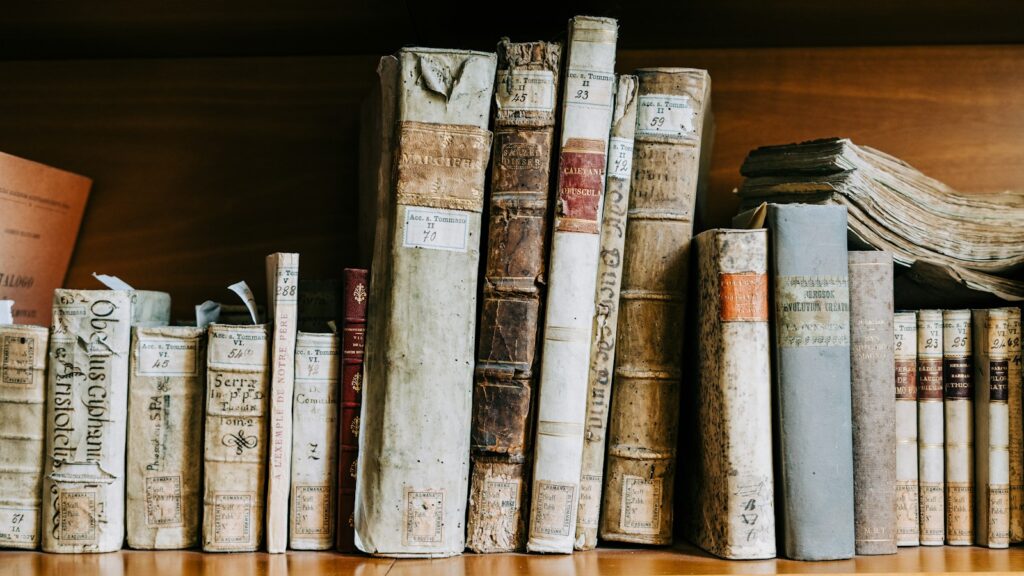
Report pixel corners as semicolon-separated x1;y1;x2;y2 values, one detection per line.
4;544;1024;575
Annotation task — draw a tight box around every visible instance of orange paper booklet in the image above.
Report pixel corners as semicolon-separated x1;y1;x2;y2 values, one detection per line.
0;151;91;324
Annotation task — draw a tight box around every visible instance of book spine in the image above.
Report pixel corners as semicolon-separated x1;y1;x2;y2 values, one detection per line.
917;309;945;546
337;268;367;552
766;204;855;561
848;251;896;555
0;324;48;549
1008;308;1023;543
202;323;270;552
689;228;775;559
973;309;1010;548
943;309;974;545
265;252;300;553
527;16;617;555
126;326;207;549
42;290;132;553
893;311;920;546
575;73;637;551
289;332;340;550
602;67;711;546
355;48;495;558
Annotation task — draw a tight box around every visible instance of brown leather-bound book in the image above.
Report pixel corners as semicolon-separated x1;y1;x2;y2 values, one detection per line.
465;39;560;554
601;68;712;545
336;268;368;552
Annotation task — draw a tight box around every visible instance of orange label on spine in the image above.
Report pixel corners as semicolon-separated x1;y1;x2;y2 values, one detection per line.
719;273;768;322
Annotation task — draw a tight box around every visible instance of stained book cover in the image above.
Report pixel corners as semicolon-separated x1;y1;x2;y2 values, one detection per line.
126;326;206;549
972;309;1011;548
1008;308;1023;543
687;228;775;559
528;15;617;555
355;47;495;558
602;67;711;546
337;268;368;552
893;311;920;546
466;39;560;554
765;204;855;561
202;323;270;552
0;324;48;549
848;251;896;555
943;309;974;545
917;309;945;546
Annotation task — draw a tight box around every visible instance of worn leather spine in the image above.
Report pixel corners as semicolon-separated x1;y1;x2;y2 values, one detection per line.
289;331;339;550
601;67;710;546
893;311;920;546
466;40;560;554
265;252;300;553
766;204;855;561
943;309;974;545
1007;308;1023;543
575;74;638;551
972;309;1011;548
202;323;270;552
848;251;897;555
688;228;775;559
0;324;48;549
126;326;206;549
527;16;617;555
356;47;495;558
336;268;368;552
42;290;133;553
916;309;945;546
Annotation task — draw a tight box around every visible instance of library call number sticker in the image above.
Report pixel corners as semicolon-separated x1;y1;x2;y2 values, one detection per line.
637;94;697;138
403;207;469;253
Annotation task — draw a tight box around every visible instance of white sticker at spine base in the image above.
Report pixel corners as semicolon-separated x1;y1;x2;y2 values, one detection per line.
495;70;556;113
607;137;634;180
564;68;615;109
636;94;696;138
403;207;469;253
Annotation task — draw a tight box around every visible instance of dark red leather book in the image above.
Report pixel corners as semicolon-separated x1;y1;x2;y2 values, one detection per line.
337;267;368;552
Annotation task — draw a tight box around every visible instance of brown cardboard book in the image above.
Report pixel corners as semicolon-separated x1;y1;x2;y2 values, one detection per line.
0;151;90;325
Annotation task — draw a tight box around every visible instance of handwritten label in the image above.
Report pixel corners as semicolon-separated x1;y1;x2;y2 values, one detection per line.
495;70;555;112
775;275;850;348
943;312;973;400
530;480;575;537
58;488;98;543
0;506;38;547
482;479;521;527
731;476;774;546
564;68;615;110
896;480;920;539
621;476;661;535
213;493;253;544
577;475;602;529
403;207;469;252
607;137;634;180
637;95;696;138
946;482;974;542
920;482;944;543
292;485;331;535
403;488;444;546
137;337;199;377
1;333;34;386
145;475;183;526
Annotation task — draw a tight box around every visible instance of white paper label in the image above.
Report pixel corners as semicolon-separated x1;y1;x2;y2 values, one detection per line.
495;70;555;112
403;207;469;252
137;337;200;377
0;300;12;325
607;137;634;180
92;272;135;291
228;281;260;324
636;94;696;138
564;68;615;110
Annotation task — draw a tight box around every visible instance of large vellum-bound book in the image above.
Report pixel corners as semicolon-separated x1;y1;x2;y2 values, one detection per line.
916;309;945;546
42;290;132;553
766;204;855;561
602;67;711;546
575;74;637;551
289;331;339;550
202;323;270;552
893;311;920;546
0;323;48;549
528;15;617;555
265;252;299;553
466;39;561;554
1008;309;1024;542
848;252;897;555
688;228;775;559
355;47;496;558
972;308;1011;548
943;309;974;545
126;326;206;549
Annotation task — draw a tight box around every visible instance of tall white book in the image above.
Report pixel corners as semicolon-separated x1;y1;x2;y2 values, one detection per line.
973;308;1011;548
916;309;944;546
943;309;974;545
528;15;618;554
893;312;919;546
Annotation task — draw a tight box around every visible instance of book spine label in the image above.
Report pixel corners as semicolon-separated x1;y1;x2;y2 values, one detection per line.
265;252;300;553
1007;309;1023;543
42;290;132;553
893;311;920;546
466;40;559;554
337;268;367;552
202;324;270;552
917;309;944;546
973;309;1010;548
602;67;710;547
289;332;339;550
528;16;616;555
0;325;48;549
126;326;206;549
848;252;896;555
575;74;637;551
943;309;974;545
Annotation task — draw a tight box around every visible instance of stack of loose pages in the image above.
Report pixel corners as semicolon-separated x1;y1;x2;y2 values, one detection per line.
735;138;1024;302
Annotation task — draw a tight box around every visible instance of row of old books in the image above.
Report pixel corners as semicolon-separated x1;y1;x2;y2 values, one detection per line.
0;260;370;553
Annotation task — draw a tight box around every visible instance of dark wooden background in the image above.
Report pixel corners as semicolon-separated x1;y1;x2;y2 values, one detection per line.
1;3;1022;318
